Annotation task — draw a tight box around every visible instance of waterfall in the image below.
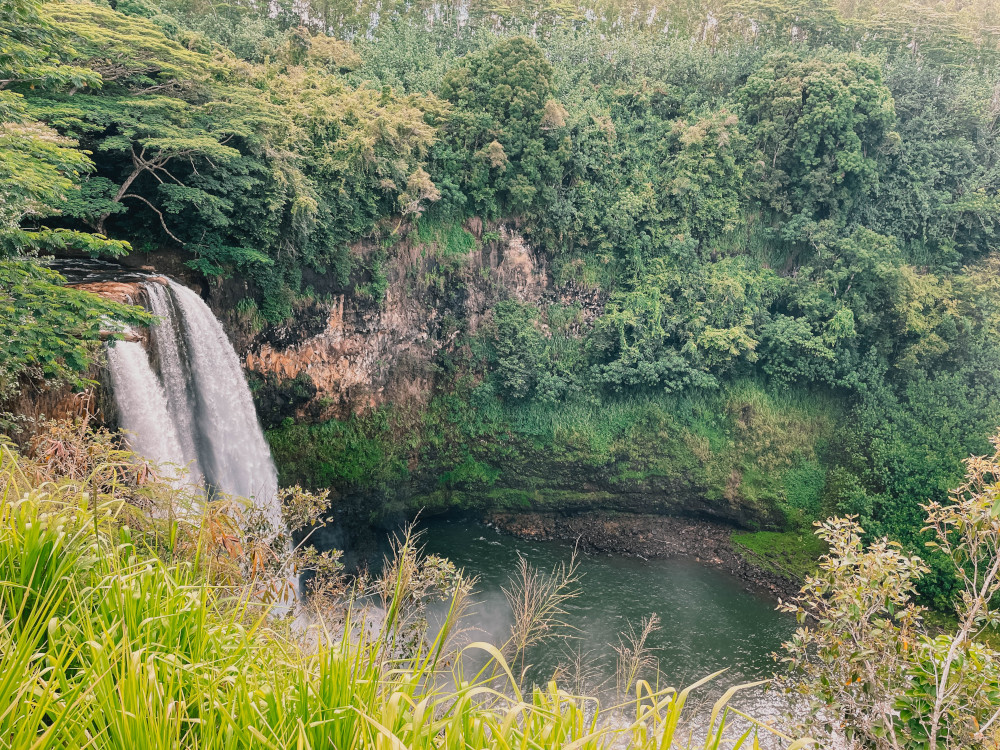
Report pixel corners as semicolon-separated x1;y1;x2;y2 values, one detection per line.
146;282;203;485
106;340;189;484
167;281;281;529
106;279;282;533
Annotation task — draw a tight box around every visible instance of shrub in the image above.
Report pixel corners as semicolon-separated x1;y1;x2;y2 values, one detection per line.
778;432;1000;748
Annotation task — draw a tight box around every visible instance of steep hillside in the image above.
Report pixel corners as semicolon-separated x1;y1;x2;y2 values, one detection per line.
5;0;1000;605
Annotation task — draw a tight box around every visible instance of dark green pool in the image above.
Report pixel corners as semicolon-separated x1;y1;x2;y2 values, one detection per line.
420;516;794;694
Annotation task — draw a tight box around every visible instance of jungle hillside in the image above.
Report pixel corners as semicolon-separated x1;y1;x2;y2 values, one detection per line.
4;0;1000;613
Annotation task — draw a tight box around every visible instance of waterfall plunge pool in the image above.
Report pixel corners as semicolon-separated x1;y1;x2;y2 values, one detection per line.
415;515;796;719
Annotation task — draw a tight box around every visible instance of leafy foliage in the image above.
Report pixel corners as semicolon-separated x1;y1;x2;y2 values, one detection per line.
488;300;579;403
6;0;1000;616
779;437;1000;748
590;254;780;393
739;53;897;232
433;37;568;218
0;261;151;397
1;0;152;401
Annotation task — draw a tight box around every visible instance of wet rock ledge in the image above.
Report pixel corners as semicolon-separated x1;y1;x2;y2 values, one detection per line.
485;510;803;603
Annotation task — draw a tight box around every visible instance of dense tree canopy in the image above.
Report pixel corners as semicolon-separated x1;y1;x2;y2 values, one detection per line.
5;0;1000;605
0;0;147;401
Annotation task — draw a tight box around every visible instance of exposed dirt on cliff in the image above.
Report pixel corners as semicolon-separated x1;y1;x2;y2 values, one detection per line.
485;510;803;602
242;221;606;421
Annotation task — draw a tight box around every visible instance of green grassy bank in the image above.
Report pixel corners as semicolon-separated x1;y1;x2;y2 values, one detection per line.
268;379;838;530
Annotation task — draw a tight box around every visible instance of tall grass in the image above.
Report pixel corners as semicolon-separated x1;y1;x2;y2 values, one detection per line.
0;434;813;749
480;379;836;452
502;549;581;684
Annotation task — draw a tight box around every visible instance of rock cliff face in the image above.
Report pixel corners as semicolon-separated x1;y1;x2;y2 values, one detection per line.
239;222;602;421
60;222;596;430
69;280;147;305
222;222;799;532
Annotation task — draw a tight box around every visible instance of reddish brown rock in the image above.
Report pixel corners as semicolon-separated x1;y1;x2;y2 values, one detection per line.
243;223;603;421
70;281;144;305
99;329;141;342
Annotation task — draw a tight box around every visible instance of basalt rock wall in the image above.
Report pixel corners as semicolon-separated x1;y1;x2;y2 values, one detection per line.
237;221;603;423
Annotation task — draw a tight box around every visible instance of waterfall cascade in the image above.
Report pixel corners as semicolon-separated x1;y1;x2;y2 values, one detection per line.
107;278;282;531
145;283;203;486
106;340;187;481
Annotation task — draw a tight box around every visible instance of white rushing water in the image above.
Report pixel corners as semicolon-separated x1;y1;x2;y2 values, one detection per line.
106;279;282;533
145;282;204;485
106;340;188;484
166;281;281;529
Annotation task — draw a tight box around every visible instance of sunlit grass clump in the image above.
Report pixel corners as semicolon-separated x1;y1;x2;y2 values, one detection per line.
0;424;810;749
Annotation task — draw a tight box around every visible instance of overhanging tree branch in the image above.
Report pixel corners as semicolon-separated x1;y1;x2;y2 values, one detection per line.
121;193;185;246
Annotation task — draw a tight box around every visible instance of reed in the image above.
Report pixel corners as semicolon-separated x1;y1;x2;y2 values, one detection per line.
615;613;662;697
0;438;812;750
502;548;581;684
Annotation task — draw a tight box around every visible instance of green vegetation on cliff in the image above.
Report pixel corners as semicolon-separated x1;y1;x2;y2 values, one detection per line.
269;380;837;529
5;0;1000;606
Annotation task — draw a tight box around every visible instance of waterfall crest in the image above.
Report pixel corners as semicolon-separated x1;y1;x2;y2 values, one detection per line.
106;279;282;531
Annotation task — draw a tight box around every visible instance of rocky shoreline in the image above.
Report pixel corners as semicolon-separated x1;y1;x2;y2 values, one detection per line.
484;510;804;603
